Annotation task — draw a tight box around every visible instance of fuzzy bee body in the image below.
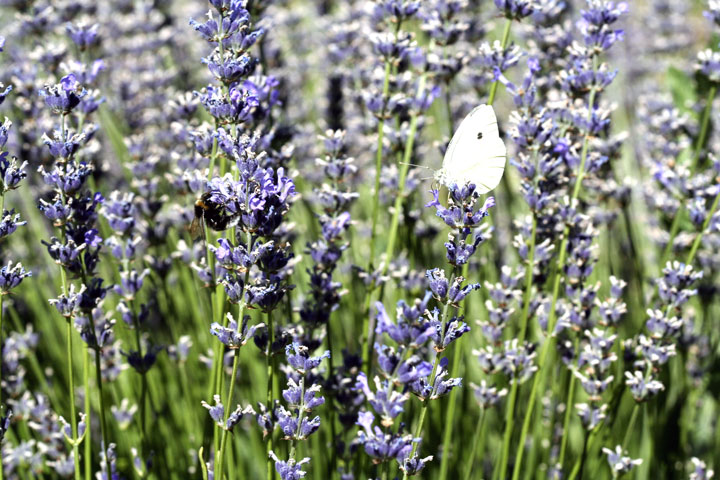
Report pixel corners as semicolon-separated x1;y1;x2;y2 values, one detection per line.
190;192;240;238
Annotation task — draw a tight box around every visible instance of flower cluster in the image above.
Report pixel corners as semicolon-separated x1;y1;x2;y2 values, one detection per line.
0;0;719;479
0;116;30;297
266;343;329;479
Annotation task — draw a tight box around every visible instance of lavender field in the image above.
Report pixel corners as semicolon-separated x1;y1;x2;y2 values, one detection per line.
0;0;719;479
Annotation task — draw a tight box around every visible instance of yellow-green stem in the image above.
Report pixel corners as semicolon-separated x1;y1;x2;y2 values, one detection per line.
94;348;110;474
558;348;579;468
662;85;717;263
0;327;3;480
266;310;276;480
621;404;640;451
130;301;147;455
497;215;537;478
464;409;486;480
360;57;393;374
487;19;513;106
439;260;470;480
84;347;91;480
216;298;248;480
402;292;453;480
509;64;600;479
438;338;463;480
216;351;239;480
66;320;82;480
686;190;720;265
380;71;428;281
402;356;439;480
0;194;4;427
568;426;599;480
368;60;393;268
363;70;431;375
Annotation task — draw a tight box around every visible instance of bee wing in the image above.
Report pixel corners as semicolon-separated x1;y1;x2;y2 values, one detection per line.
189;216;206;240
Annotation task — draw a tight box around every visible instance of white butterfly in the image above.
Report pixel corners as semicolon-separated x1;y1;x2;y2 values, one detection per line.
434;104;507;194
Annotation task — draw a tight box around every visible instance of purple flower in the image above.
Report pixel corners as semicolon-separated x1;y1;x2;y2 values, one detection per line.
282;379;325;411
66;22;99;49
400;453;434;476
356;411;417;463
201;395;225;426
374;295;434;348
602;445;642;475
471;381;508;409
203;52;257;85
210;313;263;348
40;74;87;114
578;1;628;51
0;261;31;293
123;345;163;374
494;0;536;19
624;370;664;402
0;83;10;106
355;372;408;423
0;210;26;239
0;154;28;193
268;451;310;480
285;343;330;374
0;410;12;443
49;285;85;317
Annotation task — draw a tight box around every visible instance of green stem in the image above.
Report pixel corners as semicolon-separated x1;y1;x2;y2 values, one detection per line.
0;194;4;423
445;80;454;137
362;70;431;375
402;374;433;480
438;261;470;480
326;321;338;480
266;310;275;480
216;299;248;480
66;320;82;480
621;404;640;451
402;295;452;480
558;362;578;468
517;215;537;343
487;19;513;106
287;377;310;465
361;58;393;374
438;340;463;480
577;428;590;480
84;347;91;480
0;296;2;480
216;350;239;480
360;285;375;376
464;409;486;480
94;349;109;473
686;190;720;265
662;85;717;263
497;215;537;479
509;74;600;480
206;125;226;431
380;72;428;281
567;426;600;480
368;59;393;268
131;304;147;456
691;85;717;170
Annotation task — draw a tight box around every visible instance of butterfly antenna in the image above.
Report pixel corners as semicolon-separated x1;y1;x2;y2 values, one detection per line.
398;162;432;170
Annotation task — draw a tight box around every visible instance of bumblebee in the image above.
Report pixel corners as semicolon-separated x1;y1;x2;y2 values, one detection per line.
190;192;240;238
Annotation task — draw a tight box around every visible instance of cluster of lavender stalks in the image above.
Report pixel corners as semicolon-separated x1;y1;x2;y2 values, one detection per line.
0;0;719;479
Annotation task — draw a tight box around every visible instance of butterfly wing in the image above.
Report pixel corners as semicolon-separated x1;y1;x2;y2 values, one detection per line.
440;104;507;194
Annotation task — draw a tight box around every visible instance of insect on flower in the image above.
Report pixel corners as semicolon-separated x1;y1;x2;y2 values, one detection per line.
434;104;507;193
190;191;240;238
